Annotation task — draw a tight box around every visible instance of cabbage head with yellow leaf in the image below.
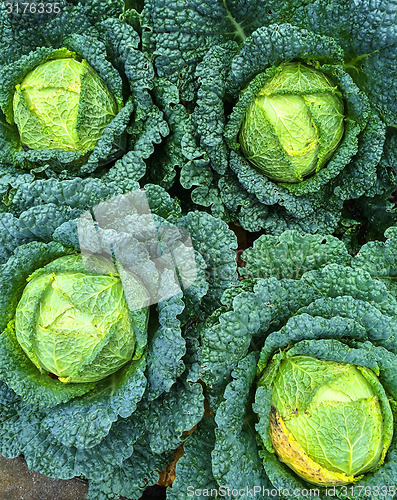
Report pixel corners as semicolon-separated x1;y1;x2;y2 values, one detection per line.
170;229;397;500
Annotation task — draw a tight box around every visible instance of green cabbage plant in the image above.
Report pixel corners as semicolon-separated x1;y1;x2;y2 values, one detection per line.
144;0;396;234
0;180;238;500
169;229;397;500
0;0;170;207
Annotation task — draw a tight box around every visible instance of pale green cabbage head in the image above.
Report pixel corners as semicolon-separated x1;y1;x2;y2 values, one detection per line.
259;355;393;485
13;52;118;152
15;255;148;383
239;62;345;183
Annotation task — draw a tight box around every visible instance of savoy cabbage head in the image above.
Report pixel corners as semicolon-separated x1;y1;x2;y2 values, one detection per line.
261;355;392;485
0;179;238;499
13;54;119;153
238;62;345;183
143;0;397;234
170;228;397;499
0;0;170;208
15;253;148;384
